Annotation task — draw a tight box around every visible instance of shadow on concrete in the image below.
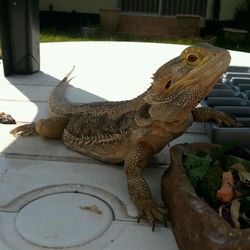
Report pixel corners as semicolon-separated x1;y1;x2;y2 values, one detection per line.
1;69;107;163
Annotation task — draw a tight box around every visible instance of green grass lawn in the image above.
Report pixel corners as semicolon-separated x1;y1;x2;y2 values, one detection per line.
1;30;197;59
40;28;250;52
40;28;203;45
0;29;249;61
40;30;87;42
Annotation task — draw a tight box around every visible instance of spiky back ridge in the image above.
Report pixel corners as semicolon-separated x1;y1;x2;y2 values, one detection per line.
48;66;148;118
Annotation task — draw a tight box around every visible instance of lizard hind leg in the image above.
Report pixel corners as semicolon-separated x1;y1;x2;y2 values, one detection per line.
10;117;69;139
35;117;69;139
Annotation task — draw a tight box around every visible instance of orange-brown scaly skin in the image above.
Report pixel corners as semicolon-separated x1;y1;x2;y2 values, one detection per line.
10;44;241;226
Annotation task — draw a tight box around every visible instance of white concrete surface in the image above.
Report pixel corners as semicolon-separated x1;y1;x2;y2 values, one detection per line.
0;42;249;250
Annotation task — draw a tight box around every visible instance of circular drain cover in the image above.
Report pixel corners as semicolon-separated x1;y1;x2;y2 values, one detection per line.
15;193;113;248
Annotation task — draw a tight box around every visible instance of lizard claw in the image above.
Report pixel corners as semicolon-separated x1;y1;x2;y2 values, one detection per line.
136;199;168;229
213;112;242;128
137;215;142;224
10;123;37;136
152;220;156;231
137;215;157;231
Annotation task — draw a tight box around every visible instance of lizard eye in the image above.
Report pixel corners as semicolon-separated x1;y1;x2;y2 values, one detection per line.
165;80;172;89
187;54;198;62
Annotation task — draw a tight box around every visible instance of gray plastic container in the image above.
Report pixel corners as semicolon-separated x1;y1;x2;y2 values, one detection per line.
203;66;250;147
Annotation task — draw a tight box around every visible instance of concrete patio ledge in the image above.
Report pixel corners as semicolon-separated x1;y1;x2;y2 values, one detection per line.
0;42;249;250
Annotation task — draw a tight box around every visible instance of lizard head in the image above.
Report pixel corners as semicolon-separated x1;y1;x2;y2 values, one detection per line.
144;43;231;119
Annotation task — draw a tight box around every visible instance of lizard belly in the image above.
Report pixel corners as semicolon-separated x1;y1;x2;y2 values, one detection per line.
62;113;131;164
63;129;130;163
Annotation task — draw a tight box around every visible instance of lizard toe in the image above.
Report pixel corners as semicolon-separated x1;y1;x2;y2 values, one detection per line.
214;113;242;128
221;116;242;127
136;199;168;226
224;116;242;127
10;123;37;136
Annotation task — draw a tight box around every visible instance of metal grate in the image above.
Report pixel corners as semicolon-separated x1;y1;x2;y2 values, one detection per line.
121;0;160;14
120;0;207;17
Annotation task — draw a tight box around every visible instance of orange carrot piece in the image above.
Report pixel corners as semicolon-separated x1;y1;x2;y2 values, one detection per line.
216;171;234;203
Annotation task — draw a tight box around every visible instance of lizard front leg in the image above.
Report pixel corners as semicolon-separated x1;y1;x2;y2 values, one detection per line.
192;107;242;127
124;142;167;227
10;117;69;139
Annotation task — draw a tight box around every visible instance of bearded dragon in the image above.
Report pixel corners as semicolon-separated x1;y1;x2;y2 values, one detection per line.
10;44;241;227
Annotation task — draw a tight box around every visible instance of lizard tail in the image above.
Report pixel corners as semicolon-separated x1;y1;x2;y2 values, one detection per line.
48;66;76;117
61;65;75;87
